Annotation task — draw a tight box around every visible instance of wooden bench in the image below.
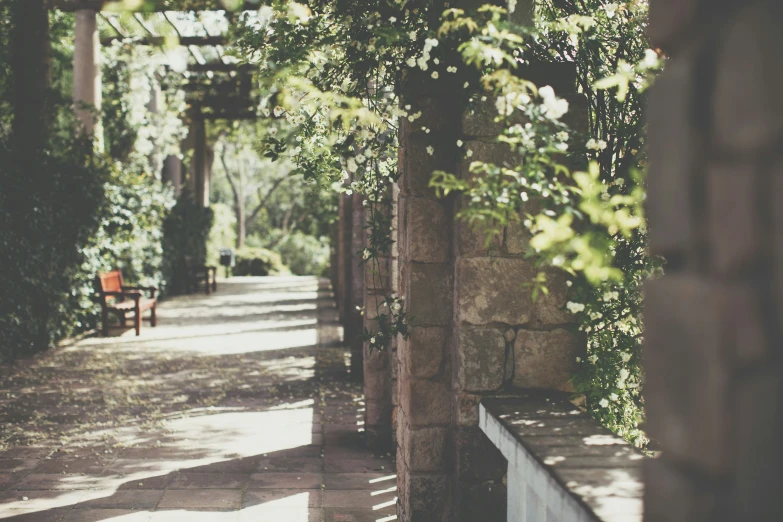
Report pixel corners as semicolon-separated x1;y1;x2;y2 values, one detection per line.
183;256;218;295
96;270;158;336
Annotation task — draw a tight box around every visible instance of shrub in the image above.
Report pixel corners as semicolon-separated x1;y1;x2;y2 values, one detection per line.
233;247;287;276
206;202;237;267
162;195;214;294
272;232;330;276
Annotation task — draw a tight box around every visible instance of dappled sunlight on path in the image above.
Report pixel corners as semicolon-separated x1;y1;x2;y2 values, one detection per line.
0;277;396;522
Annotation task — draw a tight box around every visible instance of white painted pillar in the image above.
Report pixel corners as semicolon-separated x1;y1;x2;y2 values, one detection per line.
73;9;102;142
162;155;183;196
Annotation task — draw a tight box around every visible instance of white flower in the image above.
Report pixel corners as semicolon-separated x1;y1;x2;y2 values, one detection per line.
556;131;569;142
520;192;529;202
604;3;618;18
370;336;376;344
426;145;434;155
362;249;371;260
463;81;469;88
456;140;463;147
621;352;631;363
433;58;440;65
566;301;585;313
409;31;417;40
599;398;609;408
406;57;416;68
576;357;582;363
389;16;397;23
431;71;439;79
539;85;569;120
610;393;619;401
417;57;429;71
619;368;630;381
273;106;284;117
642;49;659;69
588;354;598;364
465;149;473;157
347;158;358;173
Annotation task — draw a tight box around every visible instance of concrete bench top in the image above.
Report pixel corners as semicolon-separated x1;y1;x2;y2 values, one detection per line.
480;392;646;522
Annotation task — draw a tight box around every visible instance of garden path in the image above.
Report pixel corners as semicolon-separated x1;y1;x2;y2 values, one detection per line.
0;277;397;522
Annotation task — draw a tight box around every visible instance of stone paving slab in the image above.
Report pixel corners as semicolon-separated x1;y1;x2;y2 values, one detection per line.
0;277;397;521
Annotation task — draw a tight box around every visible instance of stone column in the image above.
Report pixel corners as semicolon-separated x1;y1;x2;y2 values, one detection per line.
73;9;101;139
396;71;460;522
391;183;401;446
644;1;783;521
363;190;393;451
337;193;353;324
348;192;365;382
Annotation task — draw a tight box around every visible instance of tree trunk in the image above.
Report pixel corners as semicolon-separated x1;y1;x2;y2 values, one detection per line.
11;0;50;155
235;194;246;248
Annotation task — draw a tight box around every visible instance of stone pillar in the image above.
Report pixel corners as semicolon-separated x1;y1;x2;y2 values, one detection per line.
395;55;583;522
391;183;401;447
162;155;182;196
73;9;101;139
337;193;353;324
363;190;393;451
644;1;783;521
396;71;460;522
349;192;365;382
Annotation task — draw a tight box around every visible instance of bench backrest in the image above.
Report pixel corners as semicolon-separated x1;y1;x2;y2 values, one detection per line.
97;270;124;294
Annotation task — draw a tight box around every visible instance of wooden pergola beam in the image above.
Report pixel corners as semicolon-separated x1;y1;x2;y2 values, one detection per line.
99;35;227;46
51;0;264;12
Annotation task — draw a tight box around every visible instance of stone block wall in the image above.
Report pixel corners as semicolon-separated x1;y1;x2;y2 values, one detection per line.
396;71;460;522
364;189;394;451
395;60;582;520
644;1;783;521
349;192;365;382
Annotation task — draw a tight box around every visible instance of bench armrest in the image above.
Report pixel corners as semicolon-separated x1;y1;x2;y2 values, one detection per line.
122;285;157;298
100;290;142;303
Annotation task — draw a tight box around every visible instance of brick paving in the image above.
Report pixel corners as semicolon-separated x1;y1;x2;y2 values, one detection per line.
0;277;397;521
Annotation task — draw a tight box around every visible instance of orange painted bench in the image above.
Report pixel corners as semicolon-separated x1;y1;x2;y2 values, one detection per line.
96;270;157;336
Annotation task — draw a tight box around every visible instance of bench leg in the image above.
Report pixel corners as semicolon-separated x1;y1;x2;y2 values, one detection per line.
205;274;210;295
102;308;109;337
212;270;217;292
151;303;157;327
135;305;141;336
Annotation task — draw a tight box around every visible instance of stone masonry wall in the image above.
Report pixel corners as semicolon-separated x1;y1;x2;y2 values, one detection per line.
349;192;365;381
396;71;460;522
395;58;586;521
364;190;393;451
644;1;783;521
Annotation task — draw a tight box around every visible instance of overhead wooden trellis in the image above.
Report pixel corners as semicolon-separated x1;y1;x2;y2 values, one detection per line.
52;0;260;120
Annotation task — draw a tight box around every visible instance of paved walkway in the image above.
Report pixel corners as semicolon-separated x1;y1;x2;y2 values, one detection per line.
0;277;397;522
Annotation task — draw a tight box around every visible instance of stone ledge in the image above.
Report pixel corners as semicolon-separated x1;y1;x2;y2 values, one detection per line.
479;392;645;522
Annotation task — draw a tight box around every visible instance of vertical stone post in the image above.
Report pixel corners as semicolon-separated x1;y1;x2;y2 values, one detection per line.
349;192;365;381
363;190;393;451
644;1;783;521
73;9;102;140
337;193;353;324
396;71;460;522
390;183;401;446
11;0;50;154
